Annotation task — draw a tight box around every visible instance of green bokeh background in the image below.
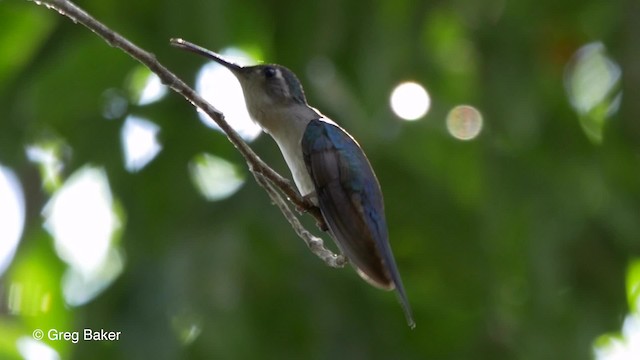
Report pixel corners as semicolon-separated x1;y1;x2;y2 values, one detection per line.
1;0;639;359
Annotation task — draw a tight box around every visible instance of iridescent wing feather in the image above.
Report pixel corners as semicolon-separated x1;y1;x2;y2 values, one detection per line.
302;119;414;327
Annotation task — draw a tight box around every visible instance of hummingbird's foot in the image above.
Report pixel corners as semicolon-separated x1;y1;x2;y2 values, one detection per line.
292;192;315;214
300;193;320;214
301;192;328;231
316;218;329;232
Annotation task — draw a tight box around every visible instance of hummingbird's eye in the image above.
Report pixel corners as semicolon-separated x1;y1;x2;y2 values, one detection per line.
263;67;277;79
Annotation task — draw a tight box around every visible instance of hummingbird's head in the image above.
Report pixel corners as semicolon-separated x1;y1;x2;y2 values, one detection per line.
171;39;309;123
235;64;308;111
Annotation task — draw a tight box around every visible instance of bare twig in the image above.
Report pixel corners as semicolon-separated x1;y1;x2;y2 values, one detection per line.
32;0;343;267
253;173;346;268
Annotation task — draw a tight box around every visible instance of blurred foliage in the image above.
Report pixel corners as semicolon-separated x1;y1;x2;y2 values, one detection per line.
1;0;639;359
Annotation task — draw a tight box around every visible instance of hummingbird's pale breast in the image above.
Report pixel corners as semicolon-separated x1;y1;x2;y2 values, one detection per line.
246;101;321;198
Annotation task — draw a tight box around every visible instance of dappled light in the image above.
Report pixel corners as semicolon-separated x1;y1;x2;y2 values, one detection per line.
446;105;483;140
195;48;262;141
189;153;245;201
131;69;168;106
16;337;60;360
25;140;66;193
595;314;640;360
594;260;640;360
120;115;162;172
42;166;123;305
0;166;25;276
390;82;431;121
61;248;124;306
564;42;622;143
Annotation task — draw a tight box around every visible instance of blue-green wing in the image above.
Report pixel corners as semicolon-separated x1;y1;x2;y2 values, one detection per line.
302;119;414;326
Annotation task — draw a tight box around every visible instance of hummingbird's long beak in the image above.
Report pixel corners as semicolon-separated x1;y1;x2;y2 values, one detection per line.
170;38;244;73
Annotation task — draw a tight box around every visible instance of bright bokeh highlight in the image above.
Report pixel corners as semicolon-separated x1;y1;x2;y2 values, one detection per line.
42;166;124;306
564;42;622;143
16;337;60;360
43;166;119;275
595;314;640;360
25;141;65;193
62;248;124;306
390;82;431;121
126;66;168;106
138;73;167;105
196;48;262;141
0;166;25;275
189;153;245;201
121;115;162;172
565;42;621;116
446;105;483;140
595;260;640;360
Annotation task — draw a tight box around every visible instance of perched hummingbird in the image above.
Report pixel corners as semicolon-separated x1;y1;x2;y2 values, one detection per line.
172;39;415;328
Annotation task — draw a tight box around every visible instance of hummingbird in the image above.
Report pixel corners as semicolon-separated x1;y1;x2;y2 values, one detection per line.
171;39;415;328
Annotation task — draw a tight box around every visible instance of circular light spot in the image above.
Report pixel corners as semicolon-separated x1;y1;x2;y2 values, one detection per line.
446;105;483;140
390;82;431;121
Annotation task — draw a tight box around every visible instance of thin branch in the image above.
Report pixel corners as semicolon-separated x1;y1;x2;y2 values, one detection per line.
32;0;343;267
253;172;346;268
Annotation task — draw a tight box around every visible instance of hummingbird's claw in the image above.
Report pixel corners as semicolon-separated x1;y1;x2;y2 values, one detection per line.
300;193;328;231
316;218;329;232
